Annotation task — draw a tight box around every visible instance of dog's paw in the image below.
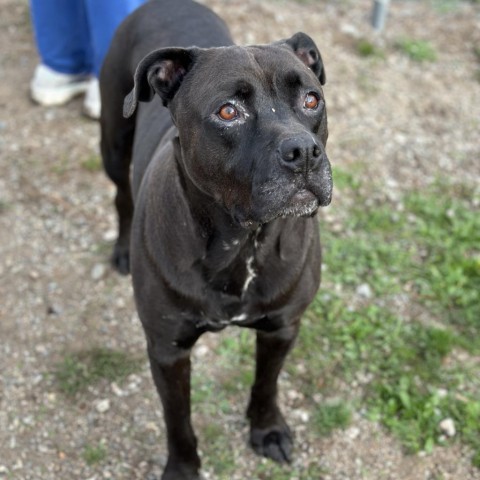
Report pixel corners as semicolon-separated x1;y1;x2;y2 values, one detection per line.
250;424;293;464
111;246;130;275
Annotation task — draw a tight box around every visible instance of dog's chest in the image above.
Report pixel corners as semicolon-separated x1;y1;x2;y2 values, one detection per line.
209;235;259;295
200;230;263;325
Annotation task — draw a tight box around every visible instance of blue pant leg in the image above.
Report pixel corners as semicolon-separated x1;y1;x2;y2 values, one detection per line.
30;0;93;74
84;0;145;77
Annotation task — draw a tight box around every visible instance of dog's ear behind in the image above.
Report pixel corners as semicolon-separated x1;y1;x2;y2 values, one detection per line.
123;47;198;118
284;32;326;86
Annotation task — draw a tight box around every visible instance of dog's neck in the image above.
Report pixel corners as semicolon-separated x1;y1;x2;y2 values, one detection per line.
173;137;265;298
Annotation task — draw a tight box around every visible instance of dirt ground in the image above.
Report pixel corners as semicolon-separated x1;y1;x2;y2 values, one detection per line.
1;0;479;479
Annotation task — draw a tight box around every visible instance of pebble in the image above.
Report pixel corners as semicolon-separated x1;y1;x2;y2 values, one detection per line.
356;283;373;299
439;418;456;437
194;344;209;358
346;426;361;440
95;399;111;413
91;263;106;280
340;23;360;37
292;408;310;422
29;270;39;280
103;229;117;242
47;304;61;315
111;382;126;397
437;388;448;398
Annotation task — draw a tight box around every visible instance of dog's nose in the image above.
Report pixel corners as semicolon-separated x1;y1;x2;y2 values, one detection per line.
278;135;322;173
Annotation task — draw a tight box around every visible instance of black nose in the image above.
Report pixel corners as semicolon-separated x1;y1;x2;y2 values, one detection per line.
278;135;322;172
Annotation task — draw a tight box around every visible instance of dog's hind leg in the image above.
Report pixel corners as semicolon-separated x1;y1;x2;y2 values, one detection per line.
100;60;136;274
247;323;300;464
100;118;134;274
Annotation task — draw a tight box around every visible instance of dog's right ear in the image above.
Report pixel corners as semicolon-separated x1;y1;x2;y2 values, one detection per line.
123;47;198;118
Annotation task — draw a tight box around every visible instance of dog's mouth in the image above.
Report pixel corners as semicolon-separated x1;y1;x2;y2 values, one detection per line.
234;188;322;229
232;159;333;229
279;189;319;217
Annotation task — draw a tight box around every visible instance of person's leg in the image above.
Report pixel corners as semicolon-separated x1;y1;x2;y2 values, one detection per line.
30;0;92;75
82;0;144;118
84;0;144;77
30;0;93;105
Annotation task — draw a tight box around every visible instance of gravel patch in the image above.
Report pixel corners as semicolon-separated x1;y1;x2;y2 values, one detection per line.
1;0;479;478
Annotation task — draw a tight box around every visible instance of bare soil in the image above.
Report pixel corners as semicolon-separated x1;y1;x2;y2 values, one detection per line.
1;0;479;479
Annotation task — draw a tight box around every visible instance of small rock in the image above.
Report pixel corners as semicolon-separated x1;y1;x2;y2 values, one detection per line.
47;304;61;315
292;409;310;422
341;23;360;38
439;418;456;437
111;382;125;397
95;399;110;413
356;283;373;299
437;388;448;398
115;297;126;309
346;426;361;440
103;229;117;242
287;390;300;401
35;344;48;355
194;344;209;358
91;263;106;281
29;270;39;280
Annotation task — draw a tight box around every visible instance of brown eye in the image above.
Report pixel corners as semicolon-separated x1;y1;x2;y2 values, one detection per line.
218;104;238;121
304;92;319;110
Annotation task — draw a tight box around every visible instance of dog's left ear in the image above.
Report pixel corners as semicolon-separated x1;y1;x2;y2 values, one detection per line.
123;47;199;118
284;32;326;85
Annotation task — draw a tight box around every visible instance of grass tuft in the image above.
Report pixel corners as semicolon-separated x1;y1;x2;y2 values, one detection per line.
397;38;437;62
81;154;103;172
313;401;352;436
357;39;385;58
83;443;107;465
55;348;143;396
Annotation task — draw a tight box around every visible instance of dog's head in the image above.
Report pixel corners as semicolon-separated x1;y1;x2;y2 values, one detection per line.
124;33;332;227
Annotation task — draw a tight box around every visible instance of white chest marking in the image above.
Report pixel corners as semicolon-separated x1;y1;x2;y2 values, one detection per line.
231;313;247;322
243;256;256;294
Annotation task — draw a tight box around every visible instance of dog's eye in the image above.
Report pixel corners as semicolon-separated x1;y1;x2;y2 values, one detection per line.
218;104;238;121
304;92;319;110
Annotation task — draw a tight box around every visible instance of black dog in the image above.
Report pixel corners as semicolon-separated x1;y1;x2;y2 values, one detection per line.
100;0;332;478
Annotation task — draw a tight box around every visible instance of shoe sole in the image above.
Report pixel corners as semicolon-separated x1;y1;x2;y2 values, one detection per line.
30;81;89;106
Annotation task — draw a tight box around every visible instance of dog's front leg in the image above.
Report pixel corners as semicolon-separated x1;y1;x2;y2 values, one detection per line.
247;322;300;464
147;341;201;480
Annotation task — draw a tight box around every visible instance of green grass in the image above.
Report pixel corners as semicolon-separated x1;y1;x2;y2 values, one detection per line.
201;422;236;478
357;39;385;58
81;154;103;172
0;199;10;214
55;348;143;396
313;401;352;436
397;38;437;62
192;332;253;476
83;443;107;465
294;167;480;464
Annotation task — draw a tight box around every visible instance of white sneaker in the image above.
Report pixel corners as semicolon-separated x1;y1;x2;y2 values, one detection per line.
30;64;90;106
83;78;101;120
